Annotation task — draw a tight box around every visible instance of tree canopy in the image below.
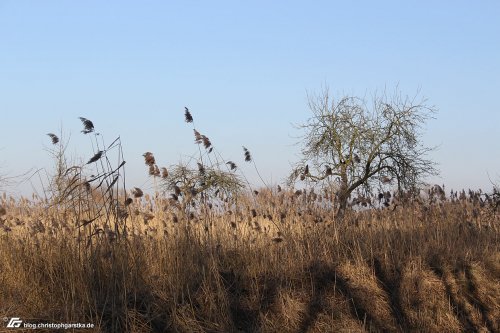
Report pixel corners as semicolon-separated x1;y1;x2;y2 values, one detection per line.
290;87;438;217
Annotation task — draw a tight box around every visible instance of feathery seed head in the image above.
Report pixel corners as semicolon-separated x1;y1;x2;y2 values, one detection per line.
47;133;59;144
132;187;144;198
243;146;252;162
197;162;205;175
201;135;211;149
86;151;103;164
79;117;94;134
226;161;237;171
161;167;169;179
184;107;193;123
149;164;160;177
194;129;203;144
143;152;156;166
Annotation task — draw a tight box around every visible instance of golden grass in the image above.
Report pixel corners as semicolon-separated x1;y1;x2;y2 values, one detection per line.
0;190;499;332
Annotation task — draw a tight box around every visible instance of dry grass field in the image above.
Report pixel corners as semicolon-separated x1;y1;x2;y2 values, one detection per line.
0;186;499;333
0;113;499;332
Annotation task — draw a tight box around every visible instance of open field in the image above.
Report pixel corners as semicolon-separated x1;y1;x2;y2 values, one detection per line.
0;187;499;333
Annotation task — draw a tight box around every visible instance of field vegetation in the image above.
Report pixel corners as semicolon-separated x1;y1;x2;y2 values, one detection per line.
0;100;499;332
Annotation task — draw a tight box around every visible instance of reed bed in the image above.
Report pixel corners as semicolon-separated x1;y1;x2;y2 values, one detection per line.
0;114;498;332
0;188;498;333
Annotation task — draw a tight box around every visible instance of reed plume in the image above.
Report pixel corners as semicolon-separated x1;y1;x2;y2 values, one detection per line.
184;107;193;123
132;187;144;198
197;163;205;175
82;181;91;192
202;135;211;149
78;117;94;134
143;152;155;166
86;151;103;164
226;161;237;171
47;133;59;145
161;167;169;179
194;130;203;144
243;146;252;162
149;164;160;177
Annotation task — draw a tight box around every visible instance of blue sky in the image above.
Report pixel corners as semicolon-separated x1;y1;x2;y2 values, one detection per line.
1;1;499;195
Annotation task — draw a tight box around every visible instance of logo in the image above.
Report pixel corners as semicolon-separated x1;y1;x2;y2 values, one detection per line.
6;318;22;328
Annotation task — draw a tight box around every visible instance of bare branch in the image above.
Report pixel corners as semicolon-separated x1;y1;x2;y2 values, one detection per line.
290;86;438;217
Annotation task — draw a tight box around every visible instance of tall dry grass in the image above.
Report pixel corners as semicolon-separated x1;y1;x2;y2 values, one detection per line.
0;114;499;332
0;189;498;332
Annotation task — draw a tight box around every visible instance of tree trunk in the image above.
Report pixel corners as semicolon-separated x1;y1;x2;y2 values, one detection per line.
336;169;349;219
336;193;348;219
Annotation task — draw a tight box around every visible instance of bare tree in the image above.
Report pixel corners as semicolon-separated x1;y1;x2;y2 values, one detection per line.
289;87;438;218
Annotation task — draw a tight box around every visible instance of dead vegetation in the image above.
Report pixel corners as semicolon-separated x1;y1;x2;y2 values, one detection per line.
0;186;498;333
0;113;498;333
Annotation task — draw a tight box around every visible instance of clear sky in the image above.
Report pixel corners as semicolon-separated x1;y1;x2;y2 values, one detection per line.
1;1;499;195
